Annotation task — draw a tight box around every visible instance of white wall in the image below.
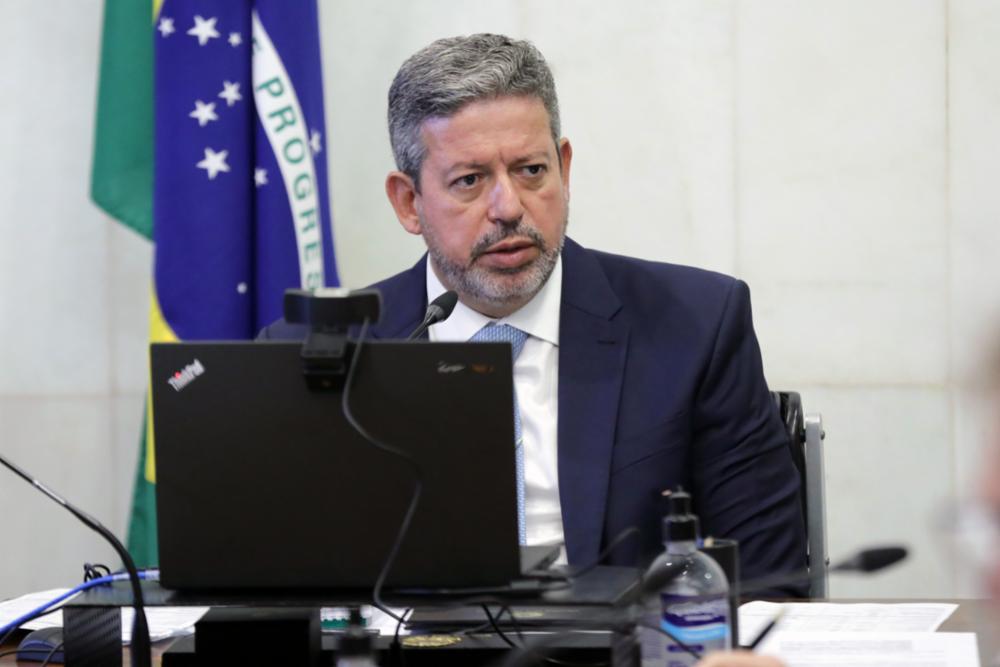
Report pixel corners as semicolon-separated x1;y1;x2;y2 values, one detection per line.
2;0;999;600
0;1;149;596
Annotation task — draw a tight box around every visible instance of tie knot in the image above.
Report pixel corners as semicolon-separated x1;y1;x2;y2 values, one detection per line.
470;322;529;360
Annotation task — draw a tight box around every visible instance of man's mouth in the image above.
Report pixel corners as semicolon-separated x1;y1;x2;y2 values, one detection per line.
484;238;534;254
476;237;539;268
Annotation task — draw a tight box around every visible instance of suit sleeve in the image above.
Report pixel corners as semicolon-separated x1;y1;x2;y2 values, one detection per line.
691;279;808;597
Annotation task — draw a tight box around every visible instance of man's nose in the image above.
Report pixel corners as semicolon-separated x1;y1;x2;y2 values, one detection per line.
487;173;524;225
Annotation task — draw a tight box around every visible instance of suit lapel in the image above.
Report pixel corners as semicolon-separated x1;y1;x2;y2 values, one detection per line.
557;239;630;566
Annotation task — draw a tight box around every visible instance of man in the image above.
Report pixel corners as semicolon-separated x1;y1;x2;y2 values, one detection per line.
263;33;806;591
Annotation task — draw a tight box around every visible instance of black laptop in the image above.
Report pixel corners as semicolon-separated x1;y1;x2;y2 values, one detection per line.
150;340;555;591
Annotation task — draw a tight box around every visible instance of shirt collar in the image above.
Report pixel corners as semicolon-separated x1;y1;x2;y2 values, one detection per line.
425;254;562;346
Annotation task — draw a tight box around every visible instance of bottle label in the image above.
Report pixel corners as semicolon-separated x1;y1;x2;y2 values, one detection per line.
660;593;730;645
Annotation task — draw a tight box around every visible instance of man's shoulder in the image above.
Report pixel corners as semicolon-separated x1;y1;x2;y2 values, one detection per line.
574;243;741;312
589;246;735;287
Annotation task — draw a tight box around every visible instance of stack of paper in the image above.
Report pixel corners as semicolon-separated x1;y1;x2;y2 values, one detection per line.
739;601;978;667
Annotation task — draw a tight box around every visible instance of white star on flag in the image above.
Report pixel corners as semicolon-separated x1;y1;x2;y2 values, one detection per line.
157;17;175;38
228;32;242;47
254;168;268;187
218;81;243;107
189;100;218;127
196;147;230;180
309;129;322;155
187;15;220;46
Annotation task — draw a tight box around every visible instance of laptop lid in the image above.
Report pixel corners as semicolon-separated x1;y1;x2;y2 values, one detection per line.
150;340;521;591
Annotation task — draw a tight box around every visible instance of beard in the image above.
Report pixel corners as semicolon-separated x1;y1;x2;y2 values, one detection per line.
423;215;567;310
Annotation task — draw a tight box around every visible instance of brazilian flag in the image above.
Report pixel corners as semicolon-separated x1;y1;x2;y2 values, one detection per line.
91;0;338;566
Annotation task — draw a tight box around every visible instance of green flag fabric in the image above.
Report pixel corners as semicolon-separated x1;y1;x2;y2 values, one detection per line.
92;0;155;240
91;0;158;567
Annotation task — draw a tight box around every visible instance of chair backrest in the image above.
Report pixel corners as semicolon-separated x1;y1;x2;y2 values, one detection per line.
771;391;829;598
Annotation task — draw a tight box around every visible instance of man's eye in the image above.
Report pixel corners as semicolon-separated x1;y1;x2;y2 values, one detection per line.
522;164;545;177
453;174;480;188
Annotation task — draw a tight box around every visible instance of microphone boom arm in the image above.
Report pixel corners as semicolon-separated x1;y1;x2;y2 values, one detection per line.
0;453;152;667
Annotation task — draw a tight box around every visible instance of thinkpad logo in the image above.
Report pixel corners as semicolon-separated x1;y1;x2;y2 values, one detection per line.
168;359;206;392
437;362;465;374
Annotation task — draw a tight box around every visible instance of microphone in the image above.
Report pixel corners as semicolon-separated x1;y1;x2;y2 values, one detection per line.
408;290;459;339
738;544;908;597
830;546;907;573
0;453;152;667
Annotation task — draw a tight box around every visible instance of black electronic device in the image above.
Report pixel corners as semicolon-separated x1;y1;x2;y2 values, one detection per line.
282;287;382;391
150;339;525;591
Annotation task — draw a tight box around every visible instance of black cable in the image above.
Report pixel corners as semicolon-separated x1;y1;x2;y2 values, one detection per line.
499;606;610;667
340;318;423;624
0;647;26;659
393;607;412;643
491;604;703;667
83;562;111;582
376;524;680;667
366;524;650;666
40;640;64;667
482;605;519;649
389;607;412;667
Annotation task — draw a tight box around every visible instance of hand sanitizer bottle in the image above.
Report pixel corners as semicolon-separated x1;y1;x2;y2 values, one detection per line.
640;488;731;667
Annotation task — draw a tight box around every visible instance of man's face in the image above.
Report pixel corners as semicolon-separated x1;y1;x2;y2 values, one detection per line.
388;95;572;317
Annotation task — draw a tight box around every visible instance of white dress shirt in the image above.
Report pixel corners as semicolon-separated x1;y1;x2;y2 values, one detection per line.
426;256;565;558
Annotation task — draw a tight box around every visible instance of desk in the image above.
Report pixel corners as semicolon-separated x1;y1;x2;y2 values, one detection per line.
1;599;991;666
0;570;634;666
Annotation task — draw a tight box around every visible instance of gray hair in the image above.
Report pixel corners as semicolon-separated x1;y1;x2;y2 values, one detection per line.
387;33;561;187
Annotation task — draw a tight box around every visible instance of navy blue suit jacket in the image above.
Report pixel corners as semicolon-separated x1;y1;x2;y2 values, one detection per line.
261;237;808;593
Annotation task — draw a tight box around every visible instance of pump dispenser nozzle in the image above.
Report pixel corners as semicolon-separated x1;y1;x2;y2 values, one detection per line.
662;487;700;543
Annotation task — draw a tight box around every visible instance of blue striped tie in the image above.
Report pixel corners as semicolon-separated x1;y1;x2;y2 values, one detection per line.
470;322;529;545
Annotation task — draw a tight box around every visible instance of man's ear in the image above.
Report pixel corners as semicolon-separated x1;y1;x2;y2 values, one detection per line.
558;137;573;200
385;171;422;235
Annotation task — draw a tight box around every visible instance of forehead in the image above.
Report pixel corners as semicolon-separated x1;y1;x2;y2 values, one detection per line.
419;96;555;167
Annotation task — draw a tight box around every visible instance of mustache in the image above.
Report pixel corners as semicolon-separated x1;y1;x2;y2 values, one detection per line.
469;222;547;263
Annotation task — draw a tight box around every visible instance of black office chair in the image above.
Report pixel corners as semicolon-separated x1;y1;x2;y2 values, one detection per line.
771;391;828;598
